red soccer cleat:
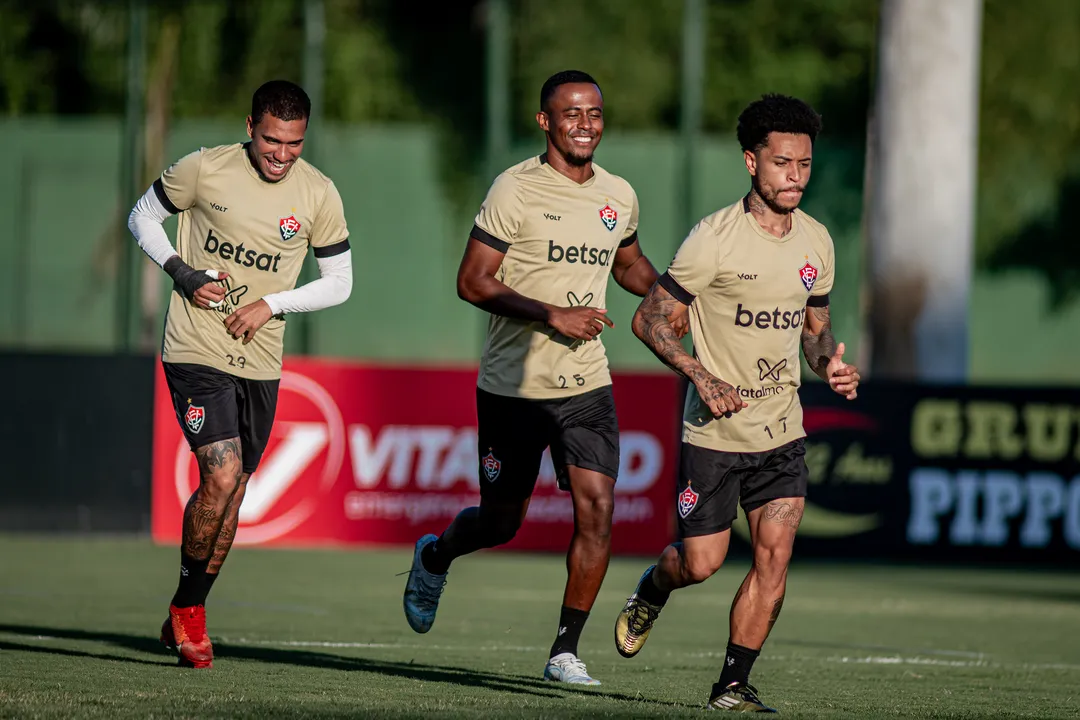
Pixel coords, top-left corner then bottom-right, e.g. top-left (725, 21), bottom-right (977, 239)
top-left (160, 604), bottom-right (214, 669)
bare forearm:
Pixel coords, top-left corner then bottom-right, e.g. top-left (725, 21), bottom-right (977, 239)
top-left (802, 305), bottom-right (838, 381)
top-left (614, 255), bottom-right (659, 297)
top-left (802, 330), bottom-right (837, 381)
top-left (459, 274), bottom-right (553, 324)
top-left (632, 310), bottom-right (710, 384)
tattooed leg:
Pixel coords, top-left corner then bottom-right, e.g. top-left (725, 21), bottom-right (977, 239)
top-left (207, 470), bottom-right (249, 578)
top-left (207, 473), bottom-right (248, 574)
top-left (729, 497), bottom-right (804, 649)
top-left (183, 439), bottom-right (243, 561)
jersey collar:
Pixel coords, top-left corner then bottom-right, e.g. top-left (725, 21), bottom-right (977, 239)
top-left (538, 154), bottom-right (598, 188)
top-left (741, 193), bottom-right (800, 243)
top-left (241, 142), bottom-right (298, 186)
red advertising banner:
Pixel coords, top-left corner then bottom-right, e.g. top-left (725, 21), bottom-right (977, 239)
top-left (151, 357), bottom-right (681, 555)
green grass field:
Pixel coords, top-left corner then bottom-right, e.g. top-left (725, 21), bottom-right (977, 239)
top-left (1, 535), bottom-right (1078, 719)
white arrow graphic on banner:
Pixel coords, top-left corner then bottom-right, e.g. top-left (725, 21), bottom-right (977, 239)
top-left (240, 423), bottom-right (329, 523)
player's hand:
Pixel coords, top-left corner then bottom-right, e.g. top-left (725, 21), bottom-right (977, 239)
top-left (827, 342), bottom-right (859, 400)
top-left (671, 313), bottom-right (690, 339)
top-left (694, 372), bottom-right (748, 418)
top-left (548, 306), bottom-right (614, 341)
top-left (192, 270), bottom-right (228, 310)
top-left (224, 299), bottom-right (273, 345)
top-left (163, 256), bottom-right (228, 308)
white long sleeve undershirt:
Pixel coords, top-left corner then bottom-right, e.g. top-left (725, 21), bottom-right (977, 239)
top-left (261, 250), bottom-right (352, 315)
top-left (127, 185), bottom-right (353, 315)
top-left (127, 184), bottom-right (179, 267)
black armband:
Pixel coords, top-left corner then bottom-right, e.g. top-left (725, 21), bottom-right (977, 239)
top-left (471, 224), bottom-right (510, 253)
top-left (658, 272), bottom-right (695, 305)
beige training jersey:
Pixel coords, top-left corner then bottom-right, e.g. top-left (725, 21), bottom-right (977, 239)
top-left (472, 155), bottom-right (639, 400)
top-left (662, 196), bottom-right (835, 452)
top-left (156, 143), bottom-right (349, 380)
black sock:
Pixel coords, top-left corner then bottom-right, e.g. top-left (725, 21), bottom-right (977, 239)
top-left (203, 571), bottom-right (219, 602)
top-left (421, 537), bottom-right (451, 575)
top-left (636, 566), bottom-right (671, 607)
top-left (716, 642), bottom-right (760, 689)
top-left (549, 606), bottom-right (590, 658)
top-left (170, 553), bottom-right (210, 608)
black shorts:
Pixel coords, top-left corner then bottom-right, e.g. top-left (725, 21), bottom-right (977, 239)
top-left (163, 362), bottom-right (279, 475)
top-left (476, 385), bottom-right (619, 502)
top-left (676, 439), bottom-right (808, 538)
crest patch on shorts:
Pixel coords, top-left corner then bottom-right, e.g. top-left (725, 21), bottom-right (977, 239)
top-left (184, 404), bottom-right (205, 434)
top-left (481, 450), bottom-right (501, 482)
top-left (678, 482), bottom-right (699, 518)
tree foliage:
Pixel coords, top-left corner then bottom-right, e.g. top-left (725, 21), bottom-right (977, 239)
top-left (1, 0), bottom-right (1077, 274)
top-left (977, 0), bottom-right (1080, 304)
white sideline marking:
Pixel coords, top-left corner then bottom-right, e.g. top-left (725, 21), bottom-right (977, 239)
top-left (828, 655), bottom-right (990, 668)
top-left (218, 638), bottom-right (1080, 671)
top-left (217, 637), bottom-right (543, 653)
top-left (823, 655), bottom-right (1080, 671)
top-left (806, 643), bottom-right (986, 658)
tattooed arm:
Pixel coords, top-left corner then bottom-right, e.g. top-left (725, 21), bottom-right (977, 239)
top-left (801, 301), bottom-right (860, 399)
top-left (615, 239), bottom-right (688, 337)
top-left (630, 282), bottom-right (697, 375)
top-left (632, 281), bottom-right (747, 417)
top-left (801, 304), bottom-right (838, 381)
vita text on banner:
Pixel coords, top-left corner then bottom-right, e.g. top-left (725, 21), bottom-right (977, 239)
top-left (151, 357), bottom-right (682, 554)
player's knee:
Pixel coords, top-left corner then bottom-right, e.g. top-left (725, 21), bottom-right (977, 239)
top-left (477, 500), bottom-right (526, 546)
top-left (199, 466), bottom-right (242, 503)
top-left (592, 492), bottom-right (615, 522)
top-left (486, 517), bottom-right (521, 546)
top-left (577, 493), bottom-right (614, 536)
top-left (683, 552), bottom-right (724, 585)
top-left (752, 544), bottom-right (793, 582)
top-left (195, 440), bottom-right (243, 497)
top-left (198, 459), bottom-right (243, 505)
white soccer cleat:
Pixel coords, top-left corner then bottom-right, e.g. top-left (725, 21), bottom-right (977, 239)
top-left (402, 534), bottom-right (447, 633)
top-left (543, 652), bottom-right (601, 686)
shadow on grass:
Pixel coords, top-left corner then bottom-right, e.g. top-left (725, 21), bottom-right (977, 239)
top-left (0, 623), bottom-right (698, 710)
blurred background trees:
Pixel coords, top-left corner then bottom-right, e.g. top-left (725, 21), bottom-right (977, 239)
top-left (3, 0), bottom-right (1076, 274)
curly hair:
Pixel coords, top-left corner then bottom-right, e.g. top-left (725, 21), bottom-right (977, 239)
top-left (540, 70), bottom-right (600, 111)
top-left (736, 94), bottom-right (822, 152)
top-left (251, 80), bottom-right (311, 125)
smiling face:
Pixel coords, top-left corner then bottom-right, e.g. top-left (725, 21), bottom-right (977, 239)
top-left (246, 112), bottom-right (307, 182)
top-left (744, 132), bottom-right (813, 213)
top-left (536, 82), bottom-right (604, 167)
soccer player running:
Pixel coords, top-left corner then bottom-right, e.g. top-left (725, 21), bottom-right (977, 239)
top-left (127, 80), bottom-right (353, 669)
top-left (613, 94), bottom-right (860, 711)
top-left (403, 70), bottom-right (678, 686)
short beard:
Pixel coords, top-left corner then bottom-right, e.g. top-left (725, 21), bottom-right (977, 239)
top-left (549, 131), bottom-right (593, 166)
top-left (564, 150), bottom-right (592, 167)
top-left (752, 181), bottom-right (797, 215)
